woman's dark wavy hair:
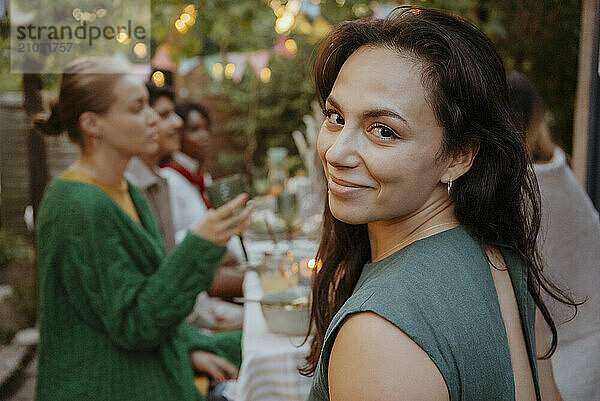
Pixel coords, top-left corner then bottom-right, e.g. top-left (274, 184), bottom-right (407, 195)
top-left (301, 6), bottom-right (578, 376)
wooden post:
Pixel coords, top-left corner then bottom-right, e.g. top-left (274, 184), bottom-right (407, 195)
top-left (572, 0), bottom-right (599, 186)
top-left (22, 74), bottom-right (48, 223)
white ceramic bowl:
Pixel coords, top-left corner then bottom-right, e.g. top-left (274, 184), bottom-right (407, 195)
top-left (260, 286), bottom-right (311, 336)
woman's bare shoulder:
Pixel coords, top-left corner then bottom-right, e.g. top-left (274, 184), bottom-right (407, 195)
top-left (328, 311), bottom-right (449, 401)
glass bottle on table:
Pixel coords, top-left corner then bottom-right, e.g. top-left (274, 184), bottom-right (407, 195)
top-left (267, 147), bottom-right (288, 194)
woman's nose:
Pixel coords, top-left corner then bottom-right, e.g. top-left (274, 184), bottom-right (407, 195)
top-left (147, 106), bottom-right (158, 126)
top-left (324, 127), bottom-right (361, 169)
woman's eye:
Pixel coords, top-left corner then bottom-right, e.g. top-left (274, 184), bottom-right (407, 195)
top-left (369, 124), bottom-right (399, 140)
top-left (325, 111), bottom-right (344, 125)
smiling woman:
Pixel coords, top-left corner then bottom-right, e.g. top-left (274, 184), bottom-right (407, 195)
top-left (303, 7), bottom-right (576, 401)
top-left (318, 47), bottom-right (453, 227)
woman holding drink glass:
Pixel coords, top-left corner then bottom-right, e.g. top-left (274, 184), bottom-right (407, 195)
top-left (34, 57), bottom-right (254, 401)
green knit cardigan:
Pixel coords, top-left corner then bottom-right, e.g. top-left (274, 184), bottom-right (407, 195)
top-left (35, 178), bottom-right (238, 401)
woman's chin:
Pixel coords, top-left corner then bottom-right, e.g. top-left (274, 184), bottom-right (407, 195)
top-left (131, 143), bottom-right (160, 159)
top-left (329, 202), bottom-right (368, 225)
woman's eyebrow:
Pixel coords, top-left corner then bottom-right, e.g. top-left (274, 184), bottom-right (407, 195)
top-left (362, 108), bottom-right (411, 128)
top-left (326, 96), bottom-right (411, 129)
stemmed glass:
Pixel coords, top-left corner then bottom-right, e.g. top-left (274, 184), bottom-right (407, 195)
top-left (276, 192), bottom-right (297, 242)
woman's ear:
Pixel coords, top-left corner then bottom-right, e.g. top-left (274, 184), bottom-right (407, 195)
top-left (78, 111), bottom-right (102, 141)
top-left (441, 142), bottom-right (480, 184)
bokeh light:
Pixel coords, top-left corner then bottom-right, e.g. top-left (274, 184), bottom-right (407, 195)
top-left (275, 13), bottom-right (295, 34)
top-left (212, 63), bottom-right (224, 78)
top-left (260, 67), bottom-right (272, 83)
top-left (284, 39), bottom-right (297, 54)
top-left (183, 4), bottom-right (196, 15)
top-left (133, 43), bottom-right (147, 58)
top-left (116, 31), bottom-right (130, 44)
top-left (152, 71), bottom-right (165, 87)
top-left (175, 19), bottom-right (188, 33)
top-left (224, 63), bottom-right (236, 79)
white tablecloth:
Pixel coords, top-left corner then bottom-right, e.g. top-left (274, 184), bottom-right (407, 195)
top-left (235, 271), bottom-right (313, 401)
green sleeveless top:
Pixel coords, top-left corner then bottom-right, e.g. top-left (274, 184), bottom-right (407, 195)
top-left (308, 226), bottom-right (541, 401)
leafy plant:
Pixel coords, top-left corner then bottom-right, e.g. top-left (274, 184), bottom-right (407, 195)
top-left (167, 0), bottom-right (510, 174)
top-left (0, 229), bottom-right (32, 267)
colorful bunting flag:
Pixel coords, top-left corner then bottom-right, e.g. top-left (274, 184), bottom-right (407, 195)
top-left (226, 52), bottom-right (248, 83)
top-left (373, 2), bottom-right (398, 19)
top-left (300, 0), bottom-right (321, 19)
top-left (248, 51), bottom-right (270, 78)
top-left (203, 53), bottom-right (224, 80)
top-left (179, 56), bottom-right (202, 75)
top-left (272, 35), bottom-right (294, 59)
top-left (152, 45), bottom-right (176, 71)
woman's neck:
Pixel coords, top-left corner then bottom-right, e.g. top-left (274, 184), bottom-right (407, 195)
top-left (74, 147), bottom-right (130, 185)
top-left (368, 197), bottom-right (459, 262)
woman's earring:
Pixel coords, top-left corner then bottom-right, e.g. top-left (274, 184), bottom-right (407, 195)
top-left (447, 177), bottom-right (453, 195)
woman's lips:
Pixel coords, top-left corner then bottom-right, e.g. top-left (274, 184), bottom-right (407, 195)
top-left (328, 176), bottom-right (372, 197)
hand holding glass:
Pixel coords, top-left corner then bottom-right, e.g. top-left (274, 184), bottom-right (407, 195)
top-left (192, 194), bottom-right (255, 246)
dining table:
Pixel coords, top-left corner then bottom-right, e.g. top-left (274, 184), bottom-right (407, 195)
top-left (234, 238), bottom-right (317, 401)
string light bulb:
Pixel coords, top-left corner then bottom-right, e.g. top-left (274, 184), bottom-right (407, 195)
top-left (287, 0), bottom-right (301, 14)
top-left (133, 42), bottom-right (147, 58)
top-left (212, 62), bottom-right (223, 78)
top-left (116, 31), bottom-right (130, 44)
top-left (152, 71), bottom-right (165, 87)
top-left (180, 10), bottom-right (196, 26)
top-left (183, 4), bottom-right (195, 15)
top-left (284, 39), bottom-right (297, 54)
top-left (260, 67), bottom-right (272, 83)
top-left (275, 12), bottom-right (295, 34)
top-left (224, 63), bottom-right (236, 79)
top-left (175, 19), bottom-right (188, 33)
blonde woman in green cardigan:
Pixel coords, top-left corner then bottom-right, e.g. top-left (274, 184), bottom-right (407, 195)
top-left (33, 57), bottom-right (255, 401)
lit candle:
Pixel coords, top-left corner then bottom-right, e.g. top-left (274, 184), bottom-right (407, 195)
top-left (299, 258), bottom-right (318, 286)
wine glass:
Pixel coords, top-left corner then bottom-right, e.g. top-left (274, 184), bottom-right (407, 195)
top-left (276, 192), bottom-right (297, 242)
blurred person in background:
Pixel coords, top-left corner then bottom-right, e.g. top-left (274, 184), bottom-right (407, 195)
top-left (34, 57), bottom-right (254, 401)
top-left (134, 85), bottom-right (243, 331)
top-left (161, 101), bottom-right (245, 264)
top-left (124, 84), bottom-right (182, 253)
top-left (508, 70), bottom-right (600, 401)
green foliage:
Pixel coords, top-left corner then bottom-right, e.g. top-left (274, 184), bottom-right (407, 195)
top-left (0, 17), bottom-right (21, 91)
top-left (0, 229), bottom-right (32, 267)
top-left (171, 0), bottom-right (518, 173)
top-left (0, 0), bottom-right (582, 163)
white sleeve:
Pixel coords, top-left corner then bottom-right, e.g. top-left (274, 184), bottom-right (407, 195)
top-left (226, 235), bottom-right (244, 261)
top-left (159, 168), bottom-right (208, 244)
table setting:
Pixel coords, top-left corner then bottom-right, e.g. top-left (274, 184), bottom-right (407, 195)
top-left (202, 110), bottom-right (324, 400)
